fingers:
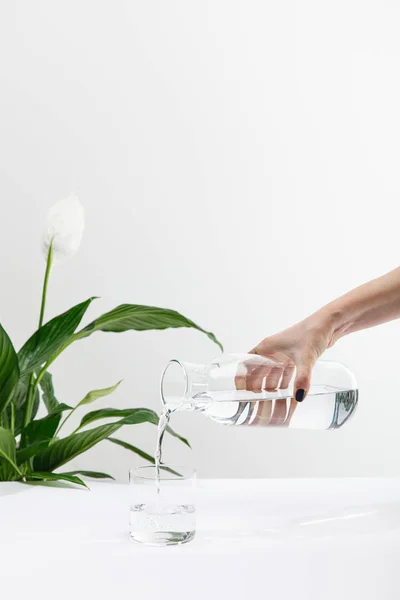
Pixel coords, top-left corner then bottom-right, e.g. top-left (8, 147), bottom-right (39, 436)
top-left (264, 367), bottom-right (283, 391)
top-left (293, 358), bottom-right (313, 401)
top-left (235, 358), bottom-right (272, 392)
top-left (250, 399), bottom-right (273, 426)
top-left (284, 397), bottom-right (298, 426)
top-left (234, 361), bottom-right (247, 390)
top-left (280, 365), bottom-right (295, 390)
top-left (234, 373), bottom-right (246, 391)
top-left (269, 399), bottom-right (288, 425)
top-left (251, 397), bottom-right (293, 427)
top-left (246, 365), bottom-right (271, 392)
top-left (237, 352), bottom-right (291, 394)
top-left (245, 351), bottom-right (286, 392)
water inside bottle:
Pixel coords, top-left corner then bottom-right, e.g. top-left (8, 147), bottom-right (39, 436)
top-left (195, 385), bottom-right (358, 429)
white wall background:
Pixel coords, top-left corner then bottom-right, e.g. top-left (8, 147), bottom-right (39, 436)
top-left (0, 0), bottom-right (400, 479)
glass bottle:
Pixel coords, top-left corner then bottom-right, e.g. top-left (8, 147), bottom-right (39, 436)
top-left (161, 354), bottom-right (358, 430)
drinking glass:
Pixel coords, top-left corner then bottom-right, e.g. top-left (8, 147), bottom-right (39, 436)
top-left (129, 465), bottom-right (196, 546)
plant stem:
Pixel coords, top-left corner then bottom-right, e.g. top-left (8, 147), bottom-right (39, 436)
top-left (23, 240), bottom-right (54, 428)
top-left (24, 375), bottom-right (36, 428)
top-left (53, 406), bottom-right (76, 441)
top-left (10, 402), bottom-right (15, 436)
top-left (3, 456), bottom-right (23, 478)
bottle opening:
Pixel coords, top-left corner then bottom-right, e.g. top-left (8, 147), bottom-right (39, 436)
top-left (161, 359), bottom-right (188, 411)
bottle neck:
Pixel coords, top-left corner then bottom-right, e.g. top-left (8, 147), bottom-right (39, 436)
top-left (161, 360), bottom-right (210, 412)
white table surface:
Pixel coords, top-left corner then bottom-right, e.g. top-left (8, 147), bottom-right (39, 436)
top-left (1, 478), bottom-right (400, 599)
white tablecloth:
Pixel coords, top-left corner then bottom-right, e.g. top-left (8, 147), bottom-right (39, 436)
top-left (1, 478), bottom-right (400, 599)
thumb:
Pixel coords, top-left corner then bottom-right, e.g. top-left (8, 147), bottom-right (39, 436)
top-left (293, 357), bottom-right (314, 402)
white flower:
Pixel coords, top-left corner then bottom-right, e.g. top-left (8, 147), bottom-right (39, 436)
top-left (43, 193), bottom-right (85, 263)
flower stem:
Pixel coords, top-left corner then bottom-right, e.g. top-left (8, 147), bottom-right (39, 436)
top-left (39, 239), bottom-right (54, 329)
top-left (23, 240), bottom-right (54, 428)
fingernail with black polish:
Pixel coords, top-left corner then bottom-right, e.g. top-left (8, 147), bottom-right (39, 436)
top-left (296, 389), bottom-right (305, 402)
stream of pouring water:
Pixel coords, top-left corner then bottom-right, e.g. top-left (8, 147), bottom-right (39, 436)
top-left (154, 408), bottom-right (171, 493)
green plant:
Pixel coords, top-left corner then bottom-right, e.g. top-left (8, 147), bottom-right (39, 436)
top-left (0, 194), bottom-right (222, 487)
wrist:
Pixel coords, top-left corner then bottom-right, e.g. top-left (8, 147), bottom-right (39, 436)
top-left (304, 305), bottom-right (351, 348)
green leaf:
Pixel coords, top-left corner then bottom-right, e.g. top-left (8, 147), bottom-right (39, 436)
top-left (33, 422), bottom-right (125, 471)
top-left (0, 427), bottom-right (22, 476)
top-left (26, 471), bottom-right (88, 488)
top-left (108, 437), bottom-right (155, 463)
top-left (77, 381), bottom-right (122, 408)
top-left (39, 371), bottom-right (59, 413)
top-left (78, 407), bottom-right (158, 430)
top-left (33, 409), bottom-right (163, 472)
top-left (1, 408), bottom-right (10, 429)
top-left (22, 413), bottom-right (62, 447)
top-left (17, 404), bottom-right (72, 460)
top-left (50, 403), bottom-right (73, 415)
top-left (10, 376), bottom-right (40, 436)
top-left (17, 404), bottom-right (71, 457)
top-left (18, 297), bottom-right (97, 377)
top-left (166, 425), bottom-right (190, 448)
top-left (75, 304), bottom-right (223, 351)
top-left (108, 438), bottom-right (180, 476)
top-left (0, 323), bottom-right (20, 414)
top-left (78, 406), bottom-right (190, 447)
top-left (62, 470), bottom-right (115, 480)
top-left (16, 441), bottom-right (50, 465)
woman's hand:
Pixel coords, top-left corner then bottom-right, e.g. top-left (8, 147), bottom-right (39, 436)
top-left (248, 315), bottom-right (335, 401)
